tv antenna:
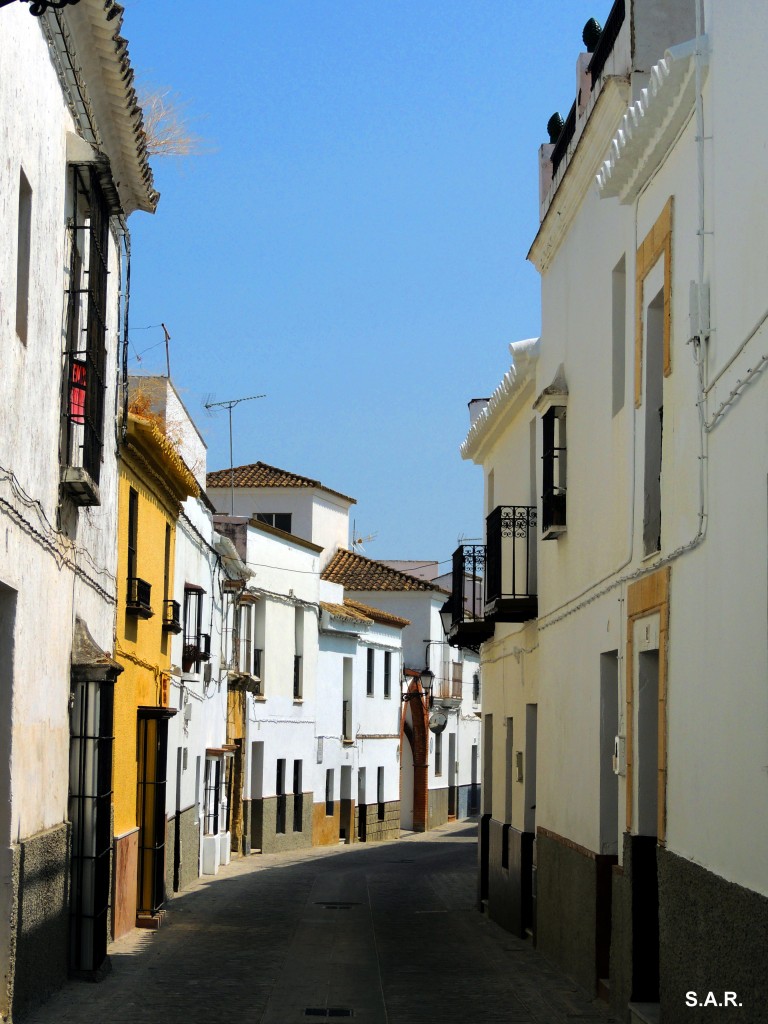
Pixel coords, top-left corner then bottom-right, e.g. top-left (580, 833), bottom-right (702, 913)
top-left (204, 393), bottom-right (266, 514)
top-left (351, 519), bottom-right (378, 554)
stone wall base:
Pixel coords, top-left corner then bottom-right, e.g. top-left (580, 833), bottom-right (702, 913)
top-left (252, 794), bottom-right (312, 854)
top-left (535, 828), bottom-right (616, 996)
top-left (427, 787), bottom-right (449, 831)
top-left (10, 822), bottom-right (71, 1021)
top-left (360, 800), bottom-right (400, 843)
top-left (656, 846), bottom-right (768, 1024)
top-left (486, 819), bottom-right (533, 937)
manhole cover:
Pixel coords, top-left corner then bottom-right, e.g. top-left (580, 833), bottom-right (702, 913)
top-left (304, 1010), bottom-right (354, 1018)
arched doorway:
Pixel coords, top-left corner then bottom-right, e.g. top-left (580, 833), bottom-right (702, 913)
top-left (400, 678), bottom-right (430, 832)
top-left (400, 730), bottom-right (414, 829)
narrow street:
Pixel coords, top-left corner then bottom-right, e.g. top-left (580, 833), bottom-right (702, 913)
top-left (24, 822), bottom-right (617, 1024)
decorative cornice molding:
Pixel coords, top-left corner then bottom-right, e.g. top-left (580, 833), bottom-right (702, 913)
top-left (460, 338), bottom-right (539, 464)
top-left (528, 76), bottom-right (630, 274)
top-left (597, 37), bottom-right (709, 204)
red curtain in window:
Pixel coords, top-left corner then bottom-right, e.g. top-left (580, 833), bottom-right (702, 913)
top-left (70, 360), bottom-right (87, 424)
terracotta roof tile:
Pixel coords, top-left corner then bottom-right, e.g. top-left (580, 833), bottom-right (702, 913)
top-left (206, 461), bottom-right (355, 504)
top-left (321, 550), bottom-right (445, 593)
top-left (344, 599), bottom-right (410, 629)
top-left (320, 601), bottom-right (373, 625)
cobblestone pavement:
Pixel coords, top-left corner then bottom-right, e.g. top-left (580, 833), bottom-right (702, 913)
top-left (23, 821), bottom-right (619, 1024)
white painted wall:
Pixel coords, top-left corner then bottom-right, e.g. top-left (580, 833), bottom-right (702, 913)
top-left (0, 9), bottom-right (122, 845)
top-left (467, 0), bottom-right (768, 903)
top-left (209, 483), bottom-right (352, 564)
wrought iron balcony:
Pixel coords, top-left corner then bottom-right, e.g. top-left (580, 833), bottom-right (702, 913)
top-left (485, 505), bottom-right (538, 622)
top-left (446, 544), bottom-right (494, 649)
top-left (126, 577), bottom-right (153, 618)
top-left (183, 632), bottom-right (211, 672)
top-left (433, 669), bottom-right (463, 705)
top-left (162, 599), bottom-right (182, 634)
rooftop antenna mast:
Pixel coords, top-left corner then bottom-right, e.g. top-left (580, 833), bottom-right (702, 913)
top-left (204, 393), bottom-right (266, 514)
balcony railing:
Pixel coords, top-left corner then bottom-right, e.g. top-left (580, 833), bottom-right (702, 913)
top-left (485, 505), bottom-right (538, 622)
top-left (183, 632), bottom-right (211, 672)
top-left (446, 545), bottom-right (494, 649)
top-left (126, 577), bottom-right (153, 618)
top-left (433, 673), bottom-right (463, 703)
top-left (586, 0), bottom-right (625, 89)
top-left (162, 599), bottom-right (182, 634)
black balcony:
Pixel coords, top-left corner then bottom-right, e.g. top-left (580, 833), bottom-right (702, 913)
top-left (162, 599), bottom-right (182, 634)
top-left (586, 0), bottom-right (625, 90)
top-left (485, 505), bottom-right (538, 622)
top-left (183, 632), bottom-right (211, 672)
top-left (446, 544), bottom-right (494, 649)
top-left (126, 577), bottom-right (153, 618)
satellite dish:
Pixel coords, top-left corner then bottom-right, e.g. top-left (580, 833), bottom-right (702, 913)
top-left (429, 711), bottom-right (448, 734)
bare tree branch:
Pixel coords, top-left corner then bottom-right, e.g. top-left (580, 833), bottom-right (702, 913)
top-left (138, 88), bottom-right (207, 158)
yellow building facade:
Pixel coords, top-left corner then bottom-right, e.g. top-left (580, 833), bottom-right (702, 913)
top-left (113, 413), bottom-right (198, 936)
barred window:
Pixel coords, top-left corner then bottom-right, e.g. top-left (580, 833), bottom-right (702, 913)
top-left (63, 165), bottom-right (110, 490)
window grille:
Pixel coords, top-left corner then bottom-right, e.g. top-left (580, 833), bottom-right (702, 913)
top-left (542, 406), bottom-right (567, 536)
top-left (63, 165), bottom-right (109, 494)
top-left (366, 648), bottom-right (374, 696)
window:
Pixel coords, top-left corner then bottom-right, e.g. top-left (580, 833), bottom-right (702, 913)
top-left (542, 405), bottom-right (567, 537)
top-left (126, 488), bottom-right (152, 617)
top-left (294, 606), bottom-right (304, 699)
top-left (293, 760), bottom-right (303, 833)
top-left (15, 168), bottom-right (32, 344)
top-left (62, 165), bottom-right (111, 502)
top-left (643, 288), bottom-right (664, 556)
top-left (127, 488), bottom-right (138, 586)
top-left (435, 731), bottom-right (443, 776)
top-left (183, 586), bottom-right (208, 673)
top-left (254, 599), bottom-right (266, 689)
top-left (377, 767), bottom-right (385, 821)
top-left (276, 759), bottom-right (286, 834)
top-left (366, 648), bottom-right (374, 696)
top-left (236, 601), bottom-right (254, 674)
top-left (383, 651), bottom-right (391, 699)
top-left (342, 657), bottom-right (353, 740)
top-left (612, 255), bottom-right (626, 416)
top-left (472, 672), bottom-right (481, 705)
top-left (203, 757), bottom-right (220, 836)
top-left (325, 769), bottom-right (334, 816)
top-left (255, 512), bottom-right (292, 533)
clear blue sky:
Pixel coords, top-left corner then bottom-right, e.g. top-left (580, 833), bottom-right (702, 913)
top-left (123, 0), bottom-right (609, 566)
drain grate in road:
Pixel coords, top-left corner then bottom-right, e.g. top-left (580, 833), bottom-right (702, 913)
top-left (304, 1009), bottom-right (354, 1018)
top-left (316, 901), bottom-right (359, 910)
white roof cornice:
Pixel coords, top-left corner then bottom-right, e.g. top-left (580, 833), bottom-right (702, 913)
top-left (597, 36), bottom-right (709, 204)
top-left (43, 1), bottom-right (158, 214)
top-left (460, 338), bottom-right (539, 464)
top-left (528, 76), bottom-right (630, 275)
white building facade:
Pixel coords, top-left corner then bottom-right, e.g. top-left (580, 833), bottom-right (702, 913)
top-left (456, 2), bottom-right (768, 1021)
top-left (0, 2), bottom-right (156, 1015)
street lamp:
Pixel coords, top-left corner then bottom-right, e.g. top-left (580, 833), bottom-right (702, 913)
top-left (401, 667), bottom-right (433, 709)
top-left (439, 597), bottom-right (454, 639)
